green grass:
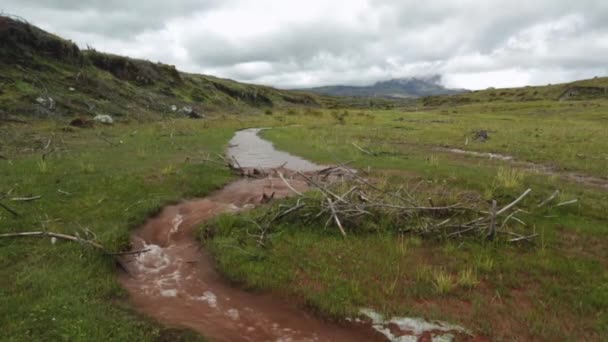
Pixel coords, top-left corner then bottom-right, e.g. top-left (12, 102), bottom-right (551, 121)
top-left (0, 118), bottom-right (246, 341)
top-left (201, 101), bottom-right (608, 340)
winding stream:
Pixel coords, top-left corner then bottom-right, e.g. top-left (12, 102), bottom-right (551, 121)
top-left (118, 129), bottom-right (383, 341)
top-left (227, 128), bottom-right (326, 171)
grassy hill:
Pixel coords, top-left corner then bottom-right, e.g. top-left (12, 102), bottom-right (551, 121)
top-left (0, 15), bottom-right (323, 122)
top-left (422, 77), bottom-right (608, 106)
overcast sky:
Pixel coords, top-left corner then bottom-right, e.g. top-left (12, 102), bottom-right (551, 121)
top-left (3, 0), bottom-right (607, 89)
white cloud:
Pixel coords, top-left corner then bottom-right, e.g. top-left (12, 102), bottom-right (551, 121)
top-left (2, 0), bottom-right (607, 89)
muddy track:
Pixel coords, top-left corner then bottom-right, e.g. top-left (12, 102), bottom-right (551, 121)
top-left (440, 147), bottom-right (608, 190)
top-left (118, 128), bottom-right (473, 341)
top-left (119, 129), bottom-right (385, 341)
top-left (119, 176), bottom-right (385, 341)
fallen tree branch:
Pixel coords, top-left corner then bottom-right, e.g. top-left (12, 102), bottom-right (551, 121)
top-left (508, 234), bottom-right (539, 243)
top-left (0, 231), bottom-right (149, 256)
top-left (553, 199), bottom-right (578, 208)
top-left (278, 172), bottom-right (304, 196)
top-left (496, 189), bottom-right (532, 216)
top-left (537, 190), bottom-right (559, 208)
top-left (487, 200), bottom-right (497, 240)
top-left (326, 198), bottom-right (347, 237)
top-left (10, 195), bottom-right (42, 202)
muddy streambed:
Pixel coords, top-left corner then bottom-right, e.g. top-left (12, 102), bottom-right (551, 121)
top-left (119, 128), bottom-right (467, 341)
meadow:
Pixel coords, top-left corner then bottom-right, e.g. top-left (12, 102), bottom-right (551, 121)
top-left (204, 100), bottom-right (608, 340)
top-left (1, 97), bottom-right (607, 341)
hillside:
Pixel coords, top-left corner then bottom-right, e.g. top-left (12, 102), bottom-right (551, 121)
top-left (0, 15), bottom-right (322, 122)
top-left (422, 77), bottom-right (608, 106)
top-left (299, 75), bottom-right (468, 99)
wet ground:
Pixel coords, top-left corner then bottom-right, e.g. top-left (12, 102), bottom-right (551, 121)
top-left (119, 176), bottom-right (385, 342)
top-left (119, 128), bottom-right (470, 341)
top-left (119, 129), bottom-right (384, 341)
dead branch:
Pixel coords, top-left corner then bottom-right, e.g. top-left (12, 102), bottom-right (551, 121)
top-left (278, 172), bottom-right (304, 196)
top-left (508, 234), bottom-right (539, 243)
top-left (318, 161), bottom-right (354, 174)
top-left (537, 190), bottom-right (559, 208)
top-left (496, 189), bottom-right (532, 216)
top-left (230, 155), bottom-right (243, 170)
top-left (552, 199), bottom-right (578, 208)
top-left (10, 196), bottom-right (42, 202)
top-left (297, 171), bottom-right (348, 204)
top-left (487, 200), bottom-right (497, 240)
top-left (0, 231), bottom-right (149, 256)
top-left (326, 198), bottom-right (347, 237)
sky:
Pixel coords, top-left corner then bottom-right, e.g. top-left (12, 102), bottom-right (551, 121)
top-left (3, 0), bottom-right (608, 90)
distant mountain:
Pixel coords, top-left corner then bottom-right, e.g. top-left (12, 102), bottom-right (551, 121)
top-left (299, 75), bottom-right (468, 99)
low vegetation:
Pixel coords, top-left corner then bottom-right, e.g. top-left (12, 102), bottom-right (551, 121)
top-left (202, 102), bottom-right (608, 340)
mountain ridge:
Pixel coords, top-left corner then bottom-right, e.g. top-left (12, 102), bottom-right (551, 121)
top-left (298, 76), bottom-right (469, 99)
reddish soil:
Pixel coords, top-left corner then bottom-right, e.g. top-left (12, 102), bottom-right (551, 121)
top-left (118, 172), bottom-right (385, 342)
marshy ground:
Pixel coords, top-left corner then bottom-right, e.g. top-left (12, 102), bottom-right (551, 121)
top-left (1, 97), bottom-right (607, 341)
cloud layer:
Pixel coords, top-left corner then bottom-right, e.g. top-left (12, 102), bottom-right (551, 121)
top-left (3, 0), bottom-right (607, 89)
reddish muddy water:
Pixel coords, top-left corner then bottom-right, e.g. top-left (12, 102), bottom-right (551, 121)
top-left (119, 129), bottom-right (472, 341)
top-left (119, 129), bottom-right (384, 341)
top-left (119, 176), bottom-right (385, 341)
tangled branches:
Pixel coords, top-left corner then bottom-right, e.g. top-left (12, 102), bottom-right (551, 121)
top-left (245, 167), bottom-right (576, 245)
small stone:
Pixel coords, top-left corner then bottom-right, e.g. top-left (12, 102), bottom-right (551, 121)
top-left (93, 115), bottom-right (114, 124)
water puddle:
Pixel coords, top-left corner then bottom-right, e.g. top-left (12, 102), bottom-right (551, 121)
top-left (119, 128), bottom-right (471, 341)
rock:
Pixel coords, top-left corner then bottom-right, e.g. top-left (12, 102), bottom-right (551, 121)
top-left (93, 115), bottom-right (114, 124)
top-left (473, 130), bottom-right (489, 142)
top-left (178, 106), bottom-right (204, 119)
top-left (179, 106), bottom-right (193, 114)
top-left (36, 96), bottom-right (55, 110)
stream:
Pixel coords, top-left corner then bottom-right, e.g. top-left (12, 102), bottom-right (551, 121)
top-left (118, 128), bottom-right (384, 341)
top-left (119, 128), bottom-right (470, 341)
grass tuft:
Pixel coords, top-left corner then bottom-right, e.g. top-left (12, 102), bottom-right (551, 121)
top-left (496, 166), bottom-right (525, 188)
top-left (457, 268), bottom-right (480, 289)
top-left (432, 269), bottom-right (454, 295)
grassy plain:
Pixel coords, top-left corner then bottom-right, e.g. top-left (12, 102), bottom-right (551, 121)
top-left (0, 118), bottom-right (256, 341)
top-left (1, 97), bottom-right (607, 341)
top-left (205, 101), bottom-right (608, 340)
